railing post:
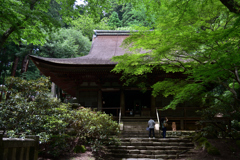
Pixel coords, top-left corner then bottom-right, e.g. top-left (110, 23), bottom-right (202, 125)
top-left (156, 108), bottom-right (161, 137)
top-left (34, 136), bottom-right (39, 160)
top-left (0, 133), bottom-right (3, 160)
top-left (119, 108), bottom-right (121, 124)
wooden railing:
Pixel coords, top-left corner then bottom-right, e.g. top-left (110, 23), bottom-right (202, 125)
top-left (119, 108), bottom-right (121, 124)
top-left (0, 134), bottom-right (39, 160)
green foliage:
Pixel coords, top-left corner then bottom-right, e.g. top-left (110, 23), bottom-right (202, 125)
top-left (197, 137), bottom-right (208, 144)
top-left (39, 28), bottom-right (91, 58)
top-left (236, 140), bottom-right (240, 148)
top-left (0, 42), bottom-right (20, 83)
top-left (75, 0), bottom-right (113, 21)
top-left (0, 0), bottom-right (69, 47)
top-left (108, 11), bottom-right (122, 29)
top-left (207, 146), bottom-right (220, 155)
top-left (20, 67), bottom-right (42, 81)
top-left (72, 15), bottom-right (110, 40)
top-left (0, 77), bottom-right (120, 157)
top-left (69, 108), bottom-right (120, 140)
top-left (7, 130), bottom-right (18, 138)
top-left (0, 0), bottom-right (114, 48)
top-left (121, 3), bottom-right (155, 27)
top-left (44, 134), bottom-right (74, 157)
top-left (0, 77), bottom-right (70, 136)
top-left (193, 132), bottom-right (203, 142)
top-left (196, 136), bottom-right (220, 155)
top-left (74, 145), bottom-right (86, 153)
top-left (112, 0), bottom-right (240, 131)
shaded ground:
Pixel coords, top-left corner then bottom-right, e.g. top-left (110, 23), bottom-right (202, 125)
top-left (38, 146), bottom-right (109, 160)
top-left (38, 151), bottom-right (95, 160)
top-left (39, 138), bottom-right (240, 160)
top-left (179, 138), bottom-right (240, 160)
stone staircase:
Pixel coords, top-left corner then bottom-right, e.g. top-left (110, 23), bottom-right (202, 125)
top-left (107, 137), bottom-right (195, 159)
top-left (106, 117), bottom-right (196, 159)
top-left (120, 118), bottom-right (195, 138)
top-left (121, 121), bottom-right (160, 138)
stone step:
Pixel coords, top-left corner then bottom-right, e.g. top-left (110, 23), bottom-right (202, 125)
top-left (120, 131), bottom-right (195, 138)
top-left (119, 138), bottom-right (192, 142)
top-left (118, 142), bottom-right (194, 146)
top-left (107, 153), bottom-right (193, 159)
top-left (122, 130), bottom-right (195, 134)
top-left (110, 149), bottom-right (191, 154)
top-left (113, 120), bottom-right (196, 159)
top-left (108, 145), bottom-right (194, 150)
top-left (120, 135), bottom-right (161, 138)
top-left (105, 137), bottom-right (195, 159)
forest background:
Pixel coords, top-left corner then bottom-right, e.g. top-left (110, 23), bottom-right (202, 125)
top-left (0, 0), bottom-right (157, 158)
top-left (1, 0), bottom-right (240, 158)
top-left (0, 0), bottom-right (154, 82)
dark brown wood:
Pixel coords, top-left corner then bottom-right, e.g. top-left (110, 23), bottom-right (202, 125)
top-left (28, 31), bottom-right (197, 120)
top-left (21, 54), bottom-right (29, 73)
top-left (0, 48), bottom-right (6, 76)
top-left (11, 56), bottom-right (19, 77)
top-left (0, 134), bottom-right (39, 160)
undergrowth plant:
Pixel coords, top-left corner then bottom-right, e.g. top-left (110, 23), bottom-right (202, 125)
top-left (0, 77), bottom-right (120, 157)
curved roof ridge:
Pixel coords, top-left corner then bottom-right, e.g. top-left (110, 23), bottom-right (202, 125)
top-left (29, 33), bottom-right (130, 65)
top-left (94, 30), bottom-right (137, 36)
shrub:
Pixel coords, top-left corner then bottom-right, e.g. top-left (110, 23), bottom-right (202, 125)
top-left (195, 135), bottom-right (220, 155)
top-left (203, 141), bottom-right (211, 150)
top-left (207, 146), bottom-right (220, 155)
top-left (231, 131), bottom-right (240, 139)
top-left (0, 77), bottom-right (120, 158)
top-left (197, 137), bottom-right (208, 144)
top-left (74, 145), bottom-right (86, 153)
top-left (236, 140), bottom-right (240, 148)
top-left (193, 133), bottom-right (203, 141)
top-left (42, 134), bottom-right (75, 157)
top-left (0, 77), bottom-right (71, 136)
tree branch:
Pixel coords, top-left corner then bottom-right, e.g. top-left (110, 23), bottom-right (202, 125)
top-left (233, 66), bottom-right (240, 85)
top-left (162, 55), bottom-right (188, 71)
top-left (220, 0), bottom-right (240, 14)
top-left (216, 77), bottom-right (240, 102)
top-left (0, 0), bottom-right (38, 48)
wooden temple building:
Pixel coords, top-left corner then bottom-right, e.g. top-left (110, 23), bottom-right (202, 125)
top-left (29, 30), bottom-right (200, 130)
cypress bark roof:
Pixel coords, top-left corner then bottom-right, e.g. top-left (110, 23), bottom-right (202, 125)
top-left (28, 30), bottom-right (153, 97)
top-left (29, 30), bottom-right (134, 65)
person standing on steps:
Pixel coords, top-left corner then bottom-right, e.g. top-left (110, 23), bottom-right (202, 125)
top-left (161, 117), bottom-right (168, 138)
top-left (148, 118), bottom-right (155, 139)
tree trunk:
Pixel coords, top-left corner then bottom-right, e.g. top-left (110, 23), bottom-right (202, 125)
top-left (11, 56), bottom-right (19, 77)
top-left (21, 54), bottom-right (29, 73)
top-left (0, 91), bottom-right (2, 102)
top-left (0, 48), bottom-right (7, 77)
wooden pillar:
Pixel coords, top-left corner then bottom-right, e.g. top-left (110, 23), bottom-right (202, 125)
top-left (51, 82), bottom-right (56, 98)
top-left (120, 89), bottom-right (125, 116)
top-left (180, 119), bottom-right (184, 130)
top-left (0, 134), bottom-right (3, 159)
top-left (98, 89), bottom-right (102, 111)
top-left (183, 107), bottom-right (187, 130)
top-left (151, 95), bottom-right (156, 117)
